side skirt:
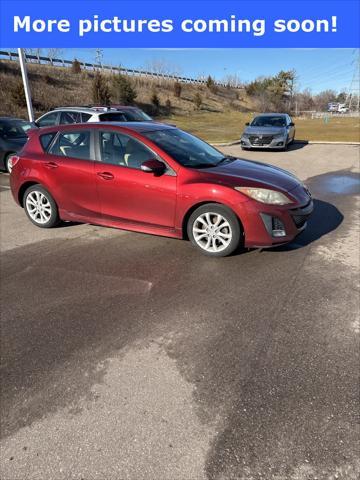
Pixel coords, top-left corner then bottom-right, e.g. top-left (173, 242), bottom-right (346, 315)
top-left (59, 209), bottom-right (183, 239)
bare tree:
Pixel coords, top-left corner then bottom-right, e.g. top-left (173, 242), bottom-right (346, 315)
top-left (24, 48), bottom-right (42, 63)
top-left (294, 88), bottom-right (315, 113)
top-left (222, 73), bottom-right (242, 88)
top-left (313, 90), bottom-right (338, 111)
top-left (47, 49), bottom-right (63, 65)
top-left (144, 59), bottom-right (182, 84)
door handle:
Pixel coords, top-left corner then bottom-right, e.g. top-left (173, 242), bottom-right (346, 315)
top-left (97, 171), bottom-right (114, 180)
top-left (44, 162), bottom-right (58, 169)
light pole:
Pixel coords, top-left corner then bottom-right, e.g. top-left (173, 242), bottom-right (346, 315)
top-left (18, 48), bottom-right (34, 122)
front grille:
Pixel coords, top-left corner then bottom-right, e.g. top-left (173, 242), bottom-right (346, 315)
top-left (249, 135), bottom-right (273, 145)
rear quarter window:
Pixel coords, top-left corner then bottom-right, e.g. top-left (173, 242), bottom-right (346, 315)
top-left (40, 133), bottom-right (56, 151)
top-left (81, 113), bottom-right (92, 122)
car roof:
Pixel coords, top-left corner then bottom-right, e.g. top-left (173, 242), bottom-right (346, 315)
top-left (90, 105), bottom-right (142, 111)
top-left (0, 116), bottom-right (31, 122)
top-left (35, 121), bottom-right (174, 135)
top-left (99, 122), bottom-right (173, 132)
top-left (254, 113), bottom-right (288, 117)
top-left (52, 107), bottom-right (101, 113)
top-left (51, 106), bottom-right (144, 113)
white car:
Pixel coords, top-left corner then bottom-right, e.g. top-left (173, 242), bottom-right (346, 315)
top-left (36, 106), bottom-right (153, 127)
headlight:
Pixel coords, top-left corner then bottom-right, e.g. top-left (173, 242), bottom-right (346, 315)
top-left (235, 187), bottom-right (293, 205)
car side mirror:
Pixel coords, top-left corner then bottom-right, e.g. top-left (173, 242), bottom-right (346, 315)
top-left (245, 122), bottom-right (250, 126)
top-left (289, 122), bottom-right (295, 127)
top-left (141, 159), bottom-right (166, 175)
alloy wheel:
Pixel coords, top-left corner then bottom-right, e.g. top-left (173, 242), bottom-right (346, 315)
top-left (192, 212), bottom-right (233, 253)
top-left (25, 191), bottom-right (52, 225)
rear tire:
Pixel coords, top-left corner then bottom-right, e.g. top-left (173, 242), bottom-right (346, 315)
top-left (23, 185), bottom-right (60, 228)
top-left (187, 203), bottom-right (242, 257)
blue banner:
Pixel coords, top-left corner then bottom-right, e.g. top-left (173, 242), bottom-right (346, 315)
top-left (0, 0), bottom-right (359, 48)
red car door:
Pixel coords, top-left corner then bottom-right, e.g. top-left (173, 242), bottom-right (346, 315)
top-left (45, 129), bottom-right (100, 221)
top-left (95, 130), bottom-right (177, 228)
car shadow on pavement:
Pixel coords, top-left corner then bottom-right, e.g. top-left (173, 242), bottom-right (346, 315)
top-left (266, 198), bottom-right (343, 251)
top-left (287, 141), bottom-right (308, 151)
top-left (56, 221), bottom-right (82, 228)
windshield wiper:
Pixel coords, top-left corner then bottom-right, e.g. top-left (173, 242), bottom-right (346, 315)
top-left (216, 156), bottom-right (236, 166)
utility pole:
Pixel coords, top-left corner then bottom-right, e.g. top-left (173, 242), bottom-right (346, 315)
top-left (95, 48), bottom-right (104, 70)
top-left (345, 52), bottom-right (360, 112)
top-left (18, 48), bottom-right (34, 122)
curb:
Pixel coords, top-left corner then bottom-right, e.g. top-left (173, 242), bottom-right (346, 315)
top-left (211, 140), bottom-right (360, 147)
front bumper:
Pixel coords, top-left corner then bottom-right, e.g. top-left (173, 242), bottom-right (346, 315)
top-left (238, 198), bottom-right (314, 248)
top-left (241, 135), bottom-right (287, 149)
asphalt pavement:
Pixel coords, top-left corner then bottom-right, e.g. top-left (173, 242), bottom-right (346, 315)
top-left (0, 144), bottom-right (359, 480)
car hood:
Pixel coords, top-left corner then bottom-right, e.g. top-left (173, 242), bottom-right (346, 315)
top-left (203, 158), bottom-right (302, 192)
top-left (243, 126), bottom-right (286, 136)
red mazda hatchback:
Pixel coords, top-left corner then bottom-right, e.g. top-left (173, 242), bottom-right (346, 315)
top-left (10, 122), bottom-right (313, 256)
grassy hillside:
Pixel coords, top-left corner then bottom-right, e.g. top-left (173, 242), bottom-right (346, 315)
top-left (0, 60), bottom-right (249, 119)
top-left (163, 111), bottom-right (360, 143)
top-left (1, 60), bottom-right (358, 142)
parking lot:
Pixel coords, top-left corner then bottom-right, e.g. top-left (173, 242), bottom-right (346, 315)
top-left (0, 144), bottom-right (359, 480)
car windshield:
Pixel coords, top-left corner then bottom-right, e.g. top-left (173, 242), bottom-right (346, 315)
top-left (0, 119), bottom-right (32, 139)
top-left (251, 116), bottom-right (287, 127)
top-left (142, 128), bottom-right (226, 168)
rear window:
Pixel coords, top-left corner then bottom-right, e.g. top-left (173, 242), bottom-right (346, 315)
top-left (99, 113), bottom-right (127, 122)
top-left (40, 133), bottom-right (56, 151)
top-left (122, 110), bottom-right (152, 121)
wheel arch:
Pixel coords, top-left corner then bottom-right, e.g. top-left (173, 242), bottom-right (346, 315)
top-left (18, 181), bottom-right (42, 207)
top-left (181, 201), bottom-right (244, 240)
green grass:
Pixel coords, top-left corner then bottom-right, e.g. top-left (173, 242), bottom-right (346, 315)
top-left (161, 111), bottom-right (360, 143)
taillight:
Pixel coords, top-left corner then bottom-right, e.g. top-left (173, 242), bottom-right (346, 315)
top-left (8, 155), bottom-right (20, 172)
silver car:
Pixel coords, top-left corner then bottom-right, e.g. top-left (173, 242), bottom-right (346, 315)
top-left (36, 106), bottom-right (153, 127)
top-left (240, 113), bottom-right (296, 151)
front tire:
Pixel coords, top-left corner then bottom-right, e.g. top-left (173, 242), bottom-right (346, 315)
top-left (187, 203), bottom-right (242, 257)
top-left (24, 185), bottom-right (60, 228)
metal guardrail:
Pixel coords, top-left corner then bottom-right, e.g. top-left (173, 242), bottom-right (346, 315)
top-left (0, 50), bottom-right (242, 88)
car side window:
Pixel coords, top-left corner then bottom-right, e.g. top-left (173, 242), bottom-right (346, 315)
top-left (49, 131), bottom-right (92, 160)
top-left (99, 131), bottom-right (156, 169)
top-left (81, 113), bottom-right (92, 122)
top-left (37, 112), bottom-right (59, 127)
top-left (40, 133), bottom-right (56, 151)
top-left (60, 111), bottom-right (81, 124)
